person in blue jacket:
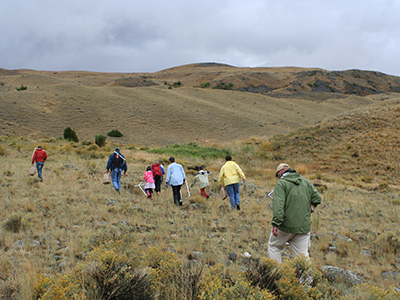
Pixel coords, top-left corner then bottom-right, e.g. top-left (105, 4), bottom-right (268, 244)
top-left (165, 156), bottom-right (186, 206)
top-left (106, 147), bottom-right (127, 193)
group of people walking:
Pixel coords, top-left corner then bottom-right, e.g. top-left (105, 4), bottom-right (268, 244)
top-left (104, 150), bottom-right (322, 264)
top-left (32, 145), bottom-right (322, 264)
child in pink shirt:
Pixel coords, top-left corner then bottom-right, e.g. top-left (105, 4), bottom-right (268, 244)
top-left (143, 166), bottom-right (155, 199)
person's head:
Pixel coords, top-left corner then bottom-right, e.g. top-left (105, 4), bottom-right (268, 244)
top-left (199, 166), bottom-right (204, 170)
top-left (225, 155), bottom-right (232, 161)
top-left (276, 163), bottom-right (290, 178)
top-left (146, 166), bottom-right (151, 171)
top-left (169, 157), bottom-right (175, 163)
top-left (37, 146), bottom-right (42, 149)
top-left (115, 147), bottom-right (120, 152)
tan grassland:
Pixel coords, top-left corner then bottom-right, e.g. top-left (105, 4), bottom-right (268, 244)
top-left (0, 64), bottom-right (399, 299)
top-left (2, 63), bottom-right (399, 146)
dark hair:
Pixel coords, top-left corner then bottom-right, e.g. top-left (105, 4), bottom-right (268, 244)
top-left (37, 146), bottom-right (42, 149)
top-left (225, 155), bottom-right (232, 161)
top-left (169, 156), bottom-right (175, 163)
top-left (199, 165), bottom-right (204, 170)
top-left (146, 166), bottom-right (151, 171)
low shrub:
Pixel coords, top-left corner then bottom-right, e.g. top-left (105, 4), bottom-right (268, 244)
top-left (2, 212), bottom-right (27, 233)
top-left (0, 144), bottom-right (6, 156)
top-left (63, 127), bottom-right (79, 142)
top-left (200, 82), bottom-right (211, 88)
top-left (172, 81), bottom-right (181, 87)
top-left (212, 82), bottom-right (233, 90)
top-left (16, 85), bottom-right (27, 91)
top-left (107, 130), bottom-right (123, 138)
top-left (95, 134), bottom-right (107, 147)
top-left (83, 248), bottom-right (152, 300)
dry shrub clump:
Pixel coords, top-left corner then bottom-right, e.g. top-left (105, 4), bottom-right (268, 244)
top-left (2, 212), bottom-right (28, 233)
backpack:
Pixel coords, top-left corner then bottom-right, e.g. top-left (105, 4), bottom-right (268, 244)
top-left (113, 153), bottom-right (124, 167)
top-left (152, 164), bottom-right (162, 176)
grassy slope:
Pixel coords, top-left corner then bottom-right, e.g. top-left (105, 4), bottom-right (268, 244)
top-left (1, 64), bottom-right (400, 298)
top-left (0, 103), bottom-right (399, 297)
top-left (0, 65), bottom-right (395, 146)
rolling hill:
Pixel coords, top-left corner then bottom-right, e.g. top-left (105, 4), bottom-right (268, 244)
top-left (1, 63), bottom-right (400, 146)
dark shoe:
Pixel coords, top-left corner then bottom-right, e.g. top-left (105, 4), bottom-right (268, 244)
top-left (116, 189), bottom-right (120, 193)
top-left (179, 201), bottom-right (183, 206)
top-left (236, 205), bottom-right (240, 210)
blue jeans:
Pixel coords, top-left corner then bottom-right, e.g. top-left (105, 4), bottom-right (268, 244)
top-left (36, 162), bottom-right (44, 180)
top-left (111, 168), bottom-right (122, 191)
top-left (226, 182), bottom-right (240, 208)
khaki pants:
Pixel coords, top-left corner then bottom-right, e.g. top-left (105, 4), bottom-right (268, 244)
top-left (268, 229), bottom-right (310, 263)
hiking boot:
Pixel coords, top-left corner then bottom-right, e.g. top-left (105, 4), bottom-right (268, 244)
top-left (179, 201), bottom-right (183, 206)
top-left (116, 189), bottom-right (120, 193)
top-left (236, 205), bottom-right (240, 210)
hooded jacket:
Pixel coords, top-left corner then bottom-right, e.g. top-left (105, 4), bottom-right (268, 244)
top-left (272, 171), bottom-right (321, 234)
top-left (32, 148), bottom-right (47, 164)
top-left (192, 170), bottom-right (211, 189)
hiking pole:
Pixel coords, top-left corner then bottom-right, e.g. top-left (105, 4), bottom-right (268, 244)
top-left (267, 189), bottom-right (274, 199)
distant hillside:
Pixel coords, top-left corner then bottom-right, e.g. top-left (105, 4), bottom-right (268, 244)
top-left (1, 63), bottom-right (400, 145)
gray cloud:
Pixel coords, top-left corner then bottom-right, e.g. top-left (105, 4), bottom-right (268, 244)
top-left (1, 0), bottom-right (400, 75)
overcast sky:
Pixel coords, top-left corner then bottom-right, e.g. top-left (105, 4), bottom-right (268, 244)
top-left (1, 0), bottom-right (399, 75)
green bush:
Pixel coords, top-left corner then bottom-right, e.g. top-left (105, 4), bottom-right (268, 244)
top-left (63, 127), bottom-right (79, 142)
top-left (172, 81), bottom-right (181, 88)
top-left (200, 82), bottom-right (211, 88)
top-left (212, 82), bottom-right (233, 90)
top-left (16, 85), bottom-right (27, 91)
top-left (95, 134), bottom-right (107, 147)
top-left (148, 142), bottom-right (231, 159)
top-left (107, 130), bottom-right (123, 137)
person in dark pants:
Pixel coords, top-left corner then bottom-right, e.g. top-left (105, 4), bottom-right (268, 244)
top-left (151, 160), bottom-right (165, 194)
top-left (165, 157), bottom-right (186, 206)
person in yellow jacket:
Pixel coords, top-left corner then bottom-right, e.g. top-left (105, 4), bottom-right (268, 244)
top-left (218, 155), bottom-right (246, 210)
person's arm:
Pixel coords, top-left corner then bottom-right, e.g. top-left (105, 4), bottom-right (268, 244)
top-left (217, 166), bottom-right (225, 186)
top-left (180, 165), bottom-right (186, 183)
top-left (271, 181), bottom-right (285, 229)
top-left (123, 160), bottom-right (127, 174)
top-left (106, 154), bottom-right (112, 172)
top-left (310, 182), bottom-right (322, 208)
top-left (43, 150), bottom-right (48, 162)
top-left (236, 163), bottom-right (246, 183)
top-left (32, 151), bottom-right (36, 164)
top-left (165, 166), bottom-right (171, 187)
top-left (192, 175), bottom-right (198, 187)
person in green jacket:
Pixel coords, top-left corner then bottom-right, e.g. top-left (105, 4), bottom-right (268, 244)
top-left (218, 155), bottom-right (246, 210)
top-left (268, 163), bottom-right (321, 263)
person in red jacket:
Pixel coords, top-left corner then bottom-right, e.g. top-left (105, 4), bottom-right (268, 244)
top-left (32, 146), bottom-right (47, 182)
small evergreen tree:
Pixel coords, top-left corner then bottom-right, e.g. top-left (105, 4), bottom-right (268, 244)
top-left (63, 127), bottom-right (79, 142)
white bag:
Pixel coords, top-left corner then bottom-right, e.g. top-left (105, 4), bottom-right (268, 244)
top-left (102, 172), bottom-right (111, 184)
top-left (29, 165), bottom-right (36, 176)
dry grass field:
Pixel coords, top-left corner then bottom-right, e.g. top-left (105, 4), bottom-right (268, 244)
top-left (0, 64), bottom-right (400, 299)
top-left (2, 63), bottom-right (399, 146)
